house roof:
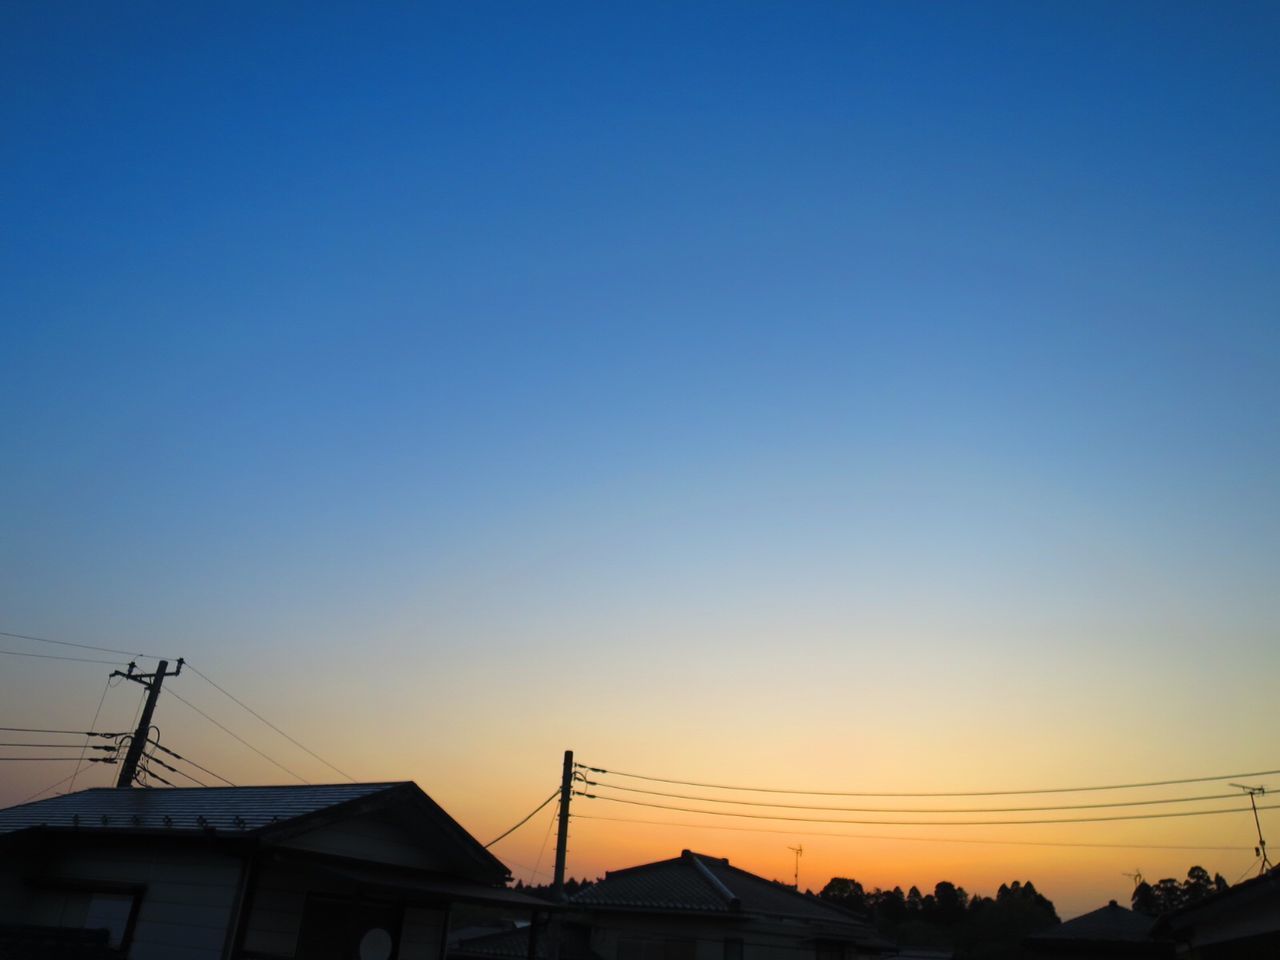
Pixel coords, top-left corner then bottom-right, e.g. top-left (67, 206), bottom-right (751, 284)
top-left (0, 782), bottom-right (402, 836)
top-left (0, 781), bottom-right (511, 884)
top-left (1028, 900), bottom-right (1157, 943)
top-left (572, 849), bottom-right (871, 927)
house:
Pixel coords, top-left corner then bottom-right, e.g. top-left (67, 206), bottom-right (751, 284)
top-left (452, 850), bottom-right (891, 960)
top-left (1023, 899), bottom-right (1172, 959)
top-left (1155, 865), bottom-right (1280, 958)
top-left (0, 782), bottom-right (549, 960)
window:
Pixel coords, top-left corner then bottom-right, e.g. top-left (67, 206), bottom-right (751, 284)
top-left (25, 881), bottom-right (143, 951)
top-left (618, 937), bottom-right (696, 960)
top-left (83, 893), bottom-right (137, 948)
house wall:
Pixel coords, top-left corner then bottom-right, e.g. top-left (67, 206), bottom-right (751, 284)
top-left (586, 916), bottom-right (829, 960)
top-left (276, 812), bottom-right (451, 871)
top-left (587, 913), bottom-right (867, 960)
top-left (240, 858), bottom-right (450, 960)
top-left (0, 839), bottom-right (243, 960)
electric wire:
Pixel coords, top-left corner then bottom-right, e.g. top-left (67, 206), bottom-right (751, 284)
top-left (0, 743), bottom-right (115, 749)
top-left (572, 814), bottom-right (1257, 852)
top-left (137, 763), bottom-right (174, 788)
top-left (148, 741), bottom-right (237, 787)
top-left (0, 648), bottom-right (128, 666)
top-left (184, 663), bottom-right (355, 782)
top-left (69, 676), bottom-right (112, 793)
top-left (530, 805), bottom-right (559, 886)
top-left (485, 789), bottom-right (561, 848)
top-left (163, 687), bottom-right (308, 784)
top-left (581, 778), bottom-right (1261, 815)
top-left (0, 756), bottom-right (118, 762)
top-left (0, 629), bottom-right (168, 660)
top-left (19, 770), bottom-right (82, 805)
top-left (577, 762), bottom-right (1280, 798)
top-left (575, 790), bottom-right (1280, 826)
top-left (145, 749), bottom-right (208, 787)
top-left (0, 727), bottom-right (122, 736)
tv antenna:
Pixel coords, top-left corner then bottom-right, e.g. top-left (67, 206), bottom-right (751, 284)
top-left (1230, 783), bottom-right (1272, 875)
top-left (1122, 869), bottom-right (1145, 890)
top-left (787, 844), bottom-right (803, 890)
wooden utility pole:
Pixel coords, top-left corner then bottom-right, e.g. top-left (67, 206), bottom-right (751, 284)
top-left (547, 749), bottom-right (575, 960)
top-left (552, 749), bottom-right (574, 900)
top-left (114, 658), bottom-right (183, 787)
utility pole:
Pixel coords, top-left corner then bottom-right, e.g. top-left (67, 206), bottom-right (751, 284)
top-left (552, 749), bottom-right (574, 901)
top-left (546, 749), bottom-right (575, 960)
top-left (1231, 783), bottom-right (1272, 875)
top-left (113, 658), bottom-right (183, 788)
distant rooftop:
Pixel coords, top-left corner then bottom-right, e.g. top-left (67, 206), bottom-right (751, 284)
top-left (1030, 900), bottom-right (1157, 943)
top-left (573, 849), bottom-right (871, 926)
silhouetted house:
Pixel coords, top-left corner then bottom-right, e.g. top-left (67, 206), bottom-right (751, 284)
top-left (1155, 865), bottom-right (1280, 958)
top-left (0, 782), bottom-right (547, 960)
top-left (1023, 899), bottom-right (1172, 959)
top-left (452, 850), bottom-right (891, 960)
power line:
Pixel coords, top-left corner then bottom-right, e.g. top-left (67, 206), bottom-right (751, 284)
top-left (145, 750), bottom-right (208, 787)
top-left (0, 756), bottom-right (118, 762)
top-left (0, 743), bottom-right (115, 750)
top-left (581, 778), bottom-right (1260, 815)
top-left (575, 791), bottom-right (1280, 827)
top-left (18, 770), bottom-right (82, 805)
top-left (70, 676), bottom-right (113, 794)
top-left (0, 727), bottom-right (122, 736)
top-left (0, 648), bottom-right (127, 666)
top-left (137, 763), bottom-right (175, 788)
top-left (185, 663), bottom-right (355, 782)
top-left (0, 629), bottom-right (169, 660)
top-left (485, 789), bottom-right (561, 848)
top-left (148, 741), bottom-right (236, 787)
top-left (572, 814), bottom-right (1259, 852)
top-left (577, 762), bottom-right (1280, 798)
top-left (163, 688), bottom-right (308, 784)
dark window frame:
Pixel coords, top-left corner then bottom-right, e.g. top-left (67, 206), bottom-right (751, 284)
top-left (25, 876), bottom-right (145, 952)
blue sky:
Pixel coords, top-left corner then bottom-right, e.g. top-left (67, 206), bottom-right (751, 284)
top-left (2, 2), bottom-right (1278, 913)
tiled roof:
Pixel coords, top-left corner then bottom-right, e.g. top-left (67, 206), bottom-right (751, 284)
top-left (572, 850), bottom-right (866, 925)
top-left (1030, 900), bottom-right (1157, 942)
top-left (0, 783), bottom-right (405, 836)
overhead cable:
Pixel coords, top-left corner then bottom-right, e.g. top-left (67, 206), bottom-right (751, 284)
top-left (572, 814), bottom-right (1258, 852)
top-left (0, 728), bottom-right (121, 736)
top-left (148, 741), bottom-right (236, 787)
top-left (575, 790), bottom-right (1280, 827)
top-left (581, 778), bottom-right (1259, 814)
top-left (0, 628), bottom-right (168, 660)
top-left (577, 763), bottom-right (1280, 798)
top-left (485, 789), bottom-right (561, 848)
top-left (164, 688), bottom-right (308, 784)
top-left (0, 648), bottom-right (127, 666)
top-left (0, 756), bottom-right (117, 762)
top-left (185, 663), bottom-right (355, 782)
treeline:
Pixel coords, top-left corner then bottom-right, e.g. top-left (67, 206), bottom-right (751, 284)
top-left (512, 877), bottom-right (596, 901)
top-left (1131, 866), bottom-right (1229, 916)
top-left (819, 877), bottom-right (1058, 960)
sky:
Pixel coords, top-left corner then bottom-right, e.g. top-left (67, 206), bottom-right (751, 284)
top-left (1, 1), bottom-right (1278, 920)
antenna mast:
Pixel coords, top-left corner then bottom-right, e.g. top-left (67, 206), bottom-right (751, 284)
top-left (788, 844), bottom-right (803, 890)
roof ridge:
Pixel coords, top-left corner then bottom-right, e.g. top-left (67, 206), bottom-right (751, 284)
top-left (685, 851), bottom-right (739, 909)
